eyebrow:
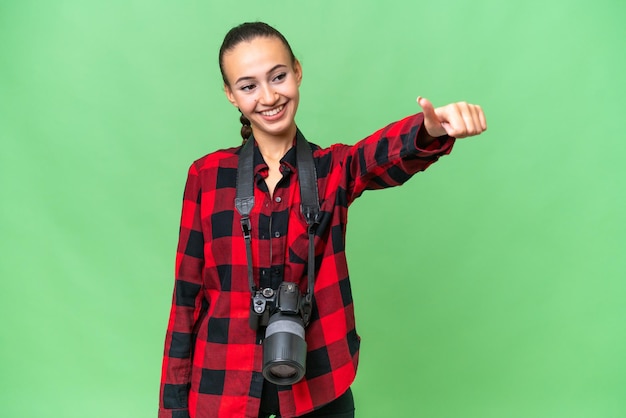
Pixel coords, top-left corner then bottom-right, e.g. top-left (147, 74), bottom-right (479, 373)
top-left (234, 64), bottom-right (288, 85)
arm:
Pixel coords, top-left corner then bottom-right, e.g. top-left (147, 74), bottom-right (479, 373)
top-left (158, 165), bottom-right (207, 418)
top-left (338, 97), bottom-right (487, 203)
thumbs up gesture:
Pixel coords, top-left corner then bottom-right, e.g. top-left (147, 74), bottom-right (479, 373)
top-left (417, 97), bottom-right (487, 139)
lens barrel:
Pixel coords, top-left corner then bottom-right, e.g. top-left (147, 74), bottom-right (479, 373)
top-left (262, 313), bottom-right (307, 385)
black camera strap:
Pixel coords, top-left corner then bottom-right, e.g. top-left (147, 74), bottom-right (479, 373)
top-left (235, 129), bottom-right (320, 325)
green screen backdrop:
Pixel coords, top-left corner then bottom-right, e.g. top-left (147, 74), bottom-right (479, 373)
top-left (1, 1), bottom-right (624, 417)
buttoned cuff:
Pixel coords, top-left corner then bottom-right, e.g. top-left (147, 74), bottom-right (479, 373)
top-left (415, 134), bottom-right (455, 156)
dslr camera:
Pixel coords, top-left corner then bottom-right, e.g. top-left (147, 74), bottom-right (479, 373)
top-left (249, 282), bottom-right (312, 385)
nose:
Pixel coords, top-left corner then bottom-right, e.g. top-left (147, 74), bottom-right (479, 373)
top-left (258, 84), bottom-right (278, 105)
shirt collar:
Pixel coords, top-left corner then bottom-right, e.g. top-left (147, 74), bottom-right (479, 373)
top-left (250, 132), bottom-right (300, 177)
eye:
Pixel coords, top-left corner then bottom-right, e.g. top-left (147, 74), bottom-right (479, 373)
top-left (240, 84), bottom-right (256, 92)
top-left (272, 72), bottom-right (287, 82)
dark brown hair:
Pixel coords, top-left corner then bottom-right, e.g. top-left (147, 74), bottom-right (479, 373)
top-left (219, 22), bottom-right (297, 142)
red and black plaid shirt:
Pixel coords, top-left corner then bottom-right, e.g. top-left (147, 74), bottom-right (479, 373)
top-left (159, 113), bottom-right (455, 418)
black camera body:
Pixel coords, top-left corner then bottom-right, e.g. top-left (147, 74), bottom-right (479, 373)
top-left (249, 282), bottom-right (311, 330)
top-left (249, 282), bottom-right (312, 385)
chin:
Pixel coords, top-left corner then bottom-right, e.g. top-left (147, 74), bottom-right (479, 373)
top-left (253, 118), bottom-right (297, 139)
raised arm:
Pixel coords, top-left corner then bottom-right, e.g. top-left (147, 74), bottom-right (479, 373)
top-left (327, 97), bottom-right (486, 204)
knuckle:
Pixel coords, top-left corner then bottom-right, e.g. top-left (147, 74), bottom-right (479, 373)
top-left (451, 129), bottom-right (465, 138)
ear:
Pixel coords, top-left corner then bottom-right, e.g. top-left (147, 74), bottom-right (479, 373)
top-left (224, 84), bottom-right (238, 107)
top-left (293, 59), bottom-right (303, 87)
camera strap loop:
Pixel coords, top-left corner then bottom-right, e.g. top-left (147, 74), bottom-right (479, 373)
top-left (235, 129), bottom-right (320, 314)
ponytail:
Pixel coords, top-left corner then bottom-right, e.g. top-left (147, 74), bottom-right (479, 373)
top-left (239, 111), bottom-right (252, 144)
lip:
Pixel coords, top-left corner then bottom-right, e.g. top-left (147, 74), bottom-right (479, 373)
top-left (257, 103), bottom-right (287, 121)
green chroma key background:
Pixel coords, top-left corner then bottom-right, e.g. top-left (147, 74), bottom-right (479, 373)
top-left (1, 1), bottom-right (624, 417)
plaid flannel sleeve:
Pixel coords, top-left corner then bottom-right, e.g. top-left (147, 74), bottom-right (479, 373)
top-left (159, 164), bottom-right (207, 418)
top-left (337, 112), bottom-right (455, 203)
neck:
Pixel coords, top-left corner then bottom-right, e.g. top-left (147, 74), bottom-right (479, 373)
top-left (253, 126), bottom-right (296, 163)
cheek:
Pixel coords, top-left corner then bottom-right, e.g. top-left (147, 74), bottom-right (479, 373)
top-left (290, 83), bottom-right (301, 101)
top-left (235, 95), bottom-right (257, 113)
top-left (291, 88), bottom-right (300, 106)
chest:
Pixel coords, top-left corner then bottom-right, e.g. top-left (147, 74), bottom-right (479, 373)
top-left (264, 163), bottom-right (283, 197)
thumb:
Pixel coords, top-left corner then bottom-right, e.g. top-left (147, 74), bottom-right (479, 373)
top-left (417, 96), bottom-right (437, 121)
top-left (417, 96), bottom-right (445, 137)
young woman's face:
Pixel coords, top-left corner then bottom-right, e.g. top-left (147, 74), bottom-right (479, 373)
top-left (222, 36), bottom-right (302, 143)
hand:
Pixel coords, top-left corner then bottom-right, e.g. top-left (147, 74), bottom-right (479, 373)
top-left (417, 97), bottom-right (487, 139)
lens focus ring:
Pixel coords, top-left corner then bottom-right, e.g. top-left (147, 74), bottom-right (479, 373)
top-left (265, 315), bottom-right (305, 339)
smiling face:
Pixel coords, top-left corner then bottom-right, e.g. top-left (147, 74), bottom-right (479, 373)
top-left (222, 36), bottom-right (302, 144)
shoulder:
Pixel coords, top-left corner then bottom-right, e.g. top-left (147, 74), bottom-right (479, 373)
top-left (188, 145), bottom-right (242, 174)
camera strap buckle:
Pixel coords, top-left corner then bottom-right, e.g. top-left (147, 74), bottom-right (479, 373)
top-left (240, 215), bottom-right (252, 241)
top-left (302, 293), bottom-right (313, 327)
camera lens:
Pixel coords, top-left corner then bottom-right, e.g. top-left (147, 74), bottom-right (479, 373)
top-left (268, 364), bottom-right (298, 378)
top-left (262, 313), bottom-right (307, 385)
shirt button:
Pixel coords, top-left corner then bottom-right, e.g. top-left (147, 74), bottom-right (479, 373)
top-left (275, 196), bottom-right (282, 203)
top-left (274, 231), bottom-right (281, 238)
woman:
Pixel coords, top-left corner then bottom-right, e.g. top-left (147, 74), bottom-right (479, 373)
top-left (159, 21), bottom-right (486, 418)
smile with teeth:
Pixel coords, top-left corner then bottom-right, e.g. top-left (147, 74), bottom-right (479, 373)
top-left (260, 105), bottom-right (284, 117)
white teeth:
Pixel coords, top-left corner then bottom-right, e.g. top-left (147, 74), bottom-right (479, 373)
top-left (261, 105), bottom-right (284, 117)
